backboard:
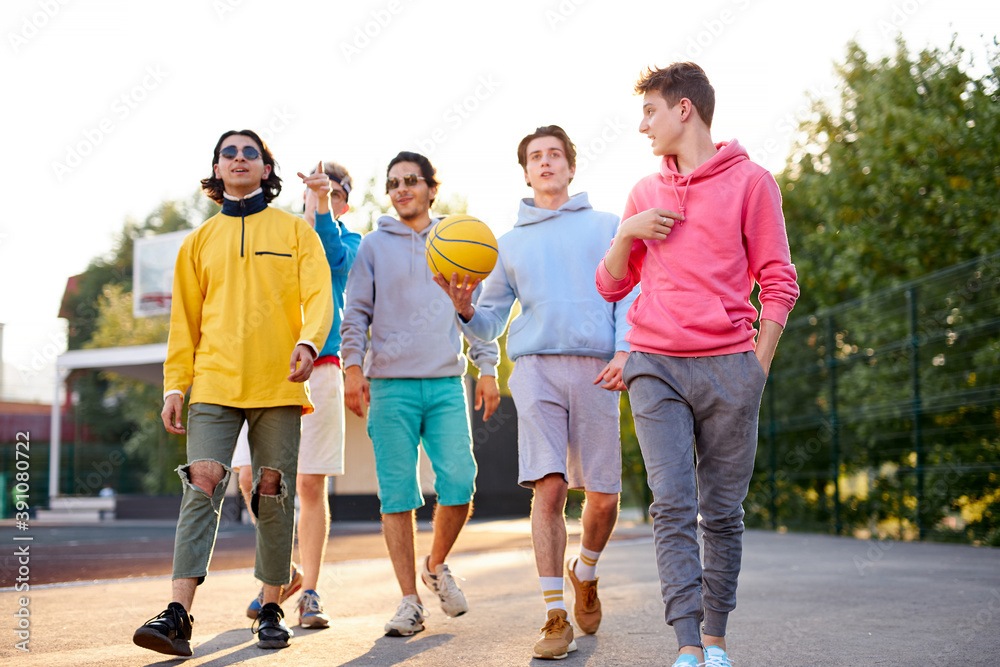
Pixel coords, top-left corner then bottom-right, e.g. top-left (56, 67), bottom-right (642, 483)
top-left (132, 230), bottom-right (189, 318)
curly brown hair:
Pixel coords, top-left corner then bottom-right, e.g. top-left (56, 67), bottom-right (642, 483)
top-left (200, 130), bottom-right (282, 204)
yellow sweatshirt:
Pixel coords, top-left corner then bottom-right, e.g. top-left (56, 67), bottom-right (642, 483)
top-left (163, 205), bottom-right (334, 414)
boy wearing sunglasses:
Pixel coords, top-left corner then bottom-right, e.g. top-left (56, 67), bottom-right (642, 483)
top-left (434, 125), bottom-right (637, 659)
top-left (596, 63), bottom-right (798, 667)
top-left (133, 130), bottom-right (333, 656)
top-left (341, 151), bottom-right (500, 638)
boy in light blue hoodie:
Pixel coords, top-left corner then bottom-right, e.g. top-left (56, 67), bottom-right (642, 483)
top-left (340, 151), bottom-right (499, 638)
top-left (434, 126), bottom-right (637, 660)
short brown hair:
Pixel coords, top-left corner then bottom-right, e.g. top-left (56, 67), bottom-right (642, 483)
top-left (517, 125), bottom-right (577, 172)
top-left (635, 63), bottom-right (715, 128)
top-left (200, 129), bottom-right (282, 204)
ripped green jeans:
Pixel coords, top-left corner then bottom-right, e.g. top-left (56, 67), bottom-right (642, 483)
top-left (172, 402), bottom-right (300, 586)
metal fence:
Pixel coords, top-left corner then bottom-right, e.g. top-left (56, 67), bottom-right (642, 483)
top-left (746, 251), bottom-right (1000, 545)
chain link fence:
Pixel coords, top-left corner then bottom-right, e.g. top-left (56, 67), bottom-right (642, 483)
top-left (745, 251), bottom-right (1000, 545)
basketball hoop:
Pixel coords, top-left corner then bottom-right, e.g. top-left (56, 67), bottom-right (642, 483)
top-left (133, 231), bottom-right (188, 318)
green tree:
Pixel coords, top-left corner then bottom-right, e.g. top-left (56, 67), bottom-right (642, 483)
top-left (752, 37), bottom-right (1000, 544)
top-left (353, 176), bottom-right (393, 234)
top-left (84, 285), bottom-right (183, 494)
top-left (778, 36), bottom-right (999, 312)
top-left (61, 193), bottom-right (215, 350)
top-left (58, 192), bottom-right (211, 495)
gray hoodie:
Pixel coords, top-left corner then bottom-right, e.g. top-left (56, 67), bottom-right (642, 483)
top-left (340, 215), bottom-right (499, 379)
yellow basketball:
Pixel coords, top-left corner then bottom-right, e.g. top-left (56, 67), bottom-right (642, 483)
top-left (425, 214), bottom-right (498, 282)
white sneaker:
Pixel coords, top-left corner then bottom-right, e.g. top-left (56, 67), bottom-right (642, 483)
top-left (420, 556), bottom-right (469, 617)
top-left (384, 597), bottom-right (428, 637)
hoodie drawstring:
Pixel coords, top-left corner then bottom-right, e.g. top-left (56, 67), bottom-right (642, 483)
top-left (670, 175), bottom-right (691, 223)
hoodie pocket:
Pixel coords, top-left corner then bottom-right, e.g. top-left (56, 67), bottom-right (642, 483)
top-left (628, 291), bottom-right (739, 350)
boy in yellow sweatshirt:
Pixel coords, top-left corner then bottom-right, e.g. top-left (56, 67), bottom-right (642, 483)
top-left (133, 130), bottom-right (333, 656)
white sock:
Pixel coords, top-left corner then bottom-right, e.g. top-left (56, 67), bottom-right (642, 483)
top-left (539, 577), bottom-right (566, 612)
top-left (574, 546), bottom-right (602, 581)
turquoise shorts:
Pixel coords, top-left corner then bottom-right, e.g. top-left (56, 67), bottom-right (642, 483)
top-left (367, 376), bottom-right (477, 513)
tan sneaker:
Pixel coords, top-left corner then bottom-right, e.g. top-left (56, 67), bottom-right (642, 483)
top-left (532, 609), bottom-right (577, 660)
top-left (420, 556), bottom-right (468, 617)
top-left (565, 556), bottom-right (602, 634)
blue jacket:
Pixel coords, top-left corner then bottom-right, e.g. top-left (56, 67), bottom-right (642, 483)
top-left (314, 211), bottom-right (362, 358)
top-left (463, 192), bottom-right (637, 360)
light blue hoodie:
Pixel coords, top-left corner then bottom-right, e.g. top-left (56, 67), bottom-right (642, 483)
top-left (340, 215), bottom-right (499, 379)
top-left (463, 192), bottom-right (637, 360)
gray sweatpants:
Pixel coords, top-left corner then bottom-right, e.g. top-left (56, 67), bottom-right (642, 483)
top-left (623, 351), bottom-right (767, 650)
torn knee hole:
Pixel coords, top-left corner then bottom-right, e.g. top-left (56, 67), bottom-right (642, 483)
top-left (257, 467), bottom-right (284, 497)
top-left (178, 459), bottom-right (229, 495)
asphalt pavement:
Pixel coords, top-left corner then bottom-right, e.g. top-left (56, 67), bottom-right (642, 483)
top-left (1, 518), bottom-right (998, 666)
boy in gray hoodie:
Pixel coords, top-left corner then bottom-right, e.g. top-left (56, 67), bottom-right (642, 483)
top-left (434, 126), bottom-right (637, 659)
top-left (341, 151), bottom-right (500, 638)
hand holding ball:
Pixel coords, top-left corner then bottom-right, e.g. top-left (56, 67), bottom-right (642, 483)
top-left (425, 214), bottom-right (498, 283)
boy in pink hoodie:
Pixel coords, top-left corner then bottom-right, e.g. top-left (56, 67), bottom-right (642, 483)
top-left (596, 63), bottom-right (798, 667)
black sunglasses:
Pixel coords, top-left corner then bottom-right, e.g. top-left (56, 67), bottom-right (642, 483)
top-left (220, 145), bottom-right (261, 160)
top-left (386, 174), bottom-right (425, 192)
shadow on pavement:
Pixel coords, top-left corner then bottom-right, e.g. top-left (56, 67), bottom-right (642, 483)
top-left (141, 628), bottom-right (260, 666)
top-left (338, 633), bottom-right (455, 666)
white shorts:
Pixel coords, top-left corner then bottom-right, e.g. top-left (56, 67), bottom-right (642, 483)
top-left (232, 362), bottom-right (346, 475)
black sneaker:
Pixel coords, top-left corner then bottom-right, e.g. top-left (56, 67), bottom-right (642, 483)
top-left (253, 602), bottom-right (292, 649)
top-left (133, 602), bottom-right (193, 656)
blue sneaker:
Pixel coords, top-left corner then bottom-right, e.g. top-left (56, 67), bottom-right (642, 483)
top-left (297, 589), bottom-right (330, 629)
top-left (671, 655), bottom-right (699, 667)
top-left (246, 563), bottom-right (303, 619)
top-left (703, 645), bottom-right (732, 667)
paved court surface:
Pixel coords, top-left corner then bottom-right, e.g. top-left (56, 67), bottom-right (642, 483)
top-left (1, 519), bottom-right (998, 666)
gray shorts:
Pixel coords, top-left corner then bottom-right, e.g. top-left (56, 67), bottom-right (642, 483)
top-left (508, 354), bottom-right (622, 493)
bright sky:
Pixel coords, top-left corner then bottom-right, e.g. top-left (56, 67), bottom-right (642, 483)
top-left (1, 0), bottom-right (996, 401)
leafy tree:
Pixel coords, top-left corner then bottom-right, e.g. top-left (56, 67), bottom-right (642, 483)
top-left (61, 193), bottom-right (215, 349)
top-left (779, 36), bottom-right (999, 312)
top-left (352, 176), bottom-right (393, 234)
top-left (752, 37), bottom-right (1000, 544)
top-left (84, 285), bottom-right (183, 493)
top-left (58, 193), bottom-right (210, 495)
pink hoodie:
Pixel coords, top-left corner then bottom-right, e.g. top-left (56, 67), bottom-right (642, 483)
top-left (596, 140), bottom-right (799, 357)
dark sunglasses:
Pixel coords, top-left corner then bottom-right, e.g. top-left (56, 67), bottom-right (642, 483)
top-left (220, 145), bottom-right (261, 160)
top-left (386, 174), bottom-right (425, 192)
